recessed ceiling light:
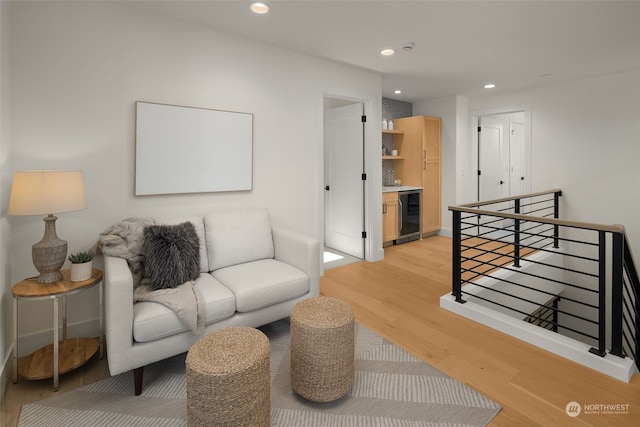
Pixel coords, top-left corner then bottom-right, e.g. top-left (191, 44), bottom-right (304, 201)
top-left (251, 2), bottom-right (270, 14)
top-left (484, 83), bottom-right (496, 89)
top-left (394, 90), bottom-right (402, 94)
top-left (380, 49), bottom-right (395, 56)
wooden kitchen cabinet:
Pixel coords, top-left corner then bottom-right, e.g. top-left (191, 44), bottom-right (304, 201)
top-left (394, 116), bottom-right (442, 235)
top-left (382, 191), bottom-right (398, 243)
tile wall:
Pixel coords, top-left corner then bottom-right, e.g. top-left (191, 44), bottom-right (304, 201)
top-left (382, 97), bottom-right (412, 186)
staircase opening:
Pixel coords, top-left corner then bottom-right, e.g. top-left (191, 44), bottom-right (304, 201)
top-left (442, 189), bottom-right (639, 382)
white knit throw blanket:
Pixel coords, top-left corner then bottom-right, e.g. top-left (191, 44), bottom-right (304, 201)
top-left (98, 217), bottom-right (205, 335)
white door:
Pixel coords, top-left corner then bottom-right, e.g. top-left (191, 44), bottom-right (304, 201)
top-left (477, 117), bottom-right (507, 236)
top-left (510, 121), bottom-right (525, 197)
top-left (478, 117), bottom-right (504, 201)
top-left (324, 103), bottom-right (364, 259)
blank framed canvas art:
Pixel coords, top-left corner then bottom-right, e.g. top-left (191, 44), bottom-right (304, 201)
top-left (135, 101), bottom-right (253, 195)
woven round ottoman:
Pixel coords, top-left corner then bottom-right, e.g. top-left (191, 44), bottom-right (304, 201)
top-left (290, 296), bottom-right (355, 402)
top-left (185, 327), bottom-right (270, 427)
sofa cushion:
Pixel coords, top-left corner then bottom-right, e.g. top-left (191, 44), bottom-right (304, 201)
top-left (205, 208), bottom-right (274, 271)
top-left (133, 274), bottom-right (235, 342)
top-left (212, 259), bottom-right (309, 312)
top-left (158, 216), bottom-right (209, 273)
top-left (143, 222), bottom-right (201, 290)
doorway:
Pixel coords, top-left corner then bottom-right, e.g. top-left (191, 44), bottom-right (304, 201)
top-left (472, 109), bottom-right (531, 237)
top-left (323, 99), bottom-right (365, 260)
top-left (473, 109), bottom-right (531, 203)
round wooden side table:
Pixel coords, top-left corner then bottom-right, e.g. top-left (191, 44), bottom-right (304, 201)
top-left (11, 268), bottom-right (104, 390)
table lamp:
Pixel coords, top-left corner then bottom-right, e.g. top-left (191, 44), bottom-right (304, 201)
top-left (8, 170), bottom-right (87, 283)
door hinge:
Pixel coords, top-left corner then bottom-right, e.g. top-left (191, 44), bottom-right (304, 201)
top-left (362, 231), bottom-right (367, 239)
top-left (361, 115), bottom-right (367, 123)
top-left (478, 170), bottom-right (482, 176)
top-left (361, 173), bottom-right (367, 181)
top-left (477, 126), bottom-right (481, 132)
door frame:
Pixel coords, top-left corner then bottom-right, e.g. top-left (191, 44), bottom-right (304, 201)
top-left (469, 106), bottom-right (532, 203)
top-left (317, 93), bottom-right (381, 274)
top-left (323, 102), bottom-right (365, 259)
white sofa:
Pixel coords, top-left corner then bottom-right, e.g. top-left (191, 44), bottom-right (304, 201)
top-left (104, 208), bottom-right (319, 395)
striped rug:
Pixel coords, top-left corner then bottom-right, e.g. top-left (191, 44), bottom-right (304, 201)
top-left (19, 319), bottom-right (501, 426)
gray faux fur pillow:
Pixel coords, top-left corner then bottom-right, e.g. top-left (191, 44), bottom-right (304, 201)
top-left (143, 222), bottom-right (200, 290)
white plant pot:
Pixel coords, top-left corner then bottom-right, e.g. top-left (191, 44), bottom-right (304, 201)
top-left (70, 261), bottom-right (92, 282)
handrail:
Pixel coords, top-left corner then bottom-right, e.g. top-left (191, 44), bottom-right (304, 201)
top-left (455, 188), bottom-right (563, 208)
top-left (449, 205), bottom-right (625, 234)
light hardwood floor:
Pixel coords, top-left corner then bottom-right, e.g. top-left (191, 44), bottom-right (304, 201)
top-left (2, 235), bottom-right (639, 426)
top-left (1, 349), bottom-right (111, 427)
top-left (321, 236), bottom-right (640, 426)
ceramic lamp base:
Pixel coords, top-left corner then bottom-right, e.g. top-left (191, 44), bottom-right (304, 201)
top-left (32, 215), bottom-right (67, 284)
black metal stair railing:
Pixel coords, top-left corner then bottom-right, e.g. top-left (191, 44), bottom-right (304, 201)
top-left (450, 189), bottom-right (640, 370)
top-left (618, 232), bottom-right (640, 363)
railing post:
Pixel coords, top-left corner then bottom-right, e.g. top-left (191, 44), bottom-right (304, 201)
top-left (513, 199), bottom-right (521, 267)
top-left (553, 191), bottom-right (561, 248)
top-left (610, 232), bottom-right (625, 357)
top-left (552, 297), bottom-right (559, 333)
top-left (452, 210), bottom-right (465, 303)
top-left (589, 231), bottom-right (607, 357)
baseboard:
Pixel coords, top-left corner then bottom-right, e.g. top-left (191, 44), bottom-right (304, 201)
top-left (1, 350), bottom-right (9, 401)
top-left (420, 228), bottom-right (452, 239)
top-left (372, 247), bottom-right (385, 261)
top-left (437, 227), bottom-right (452, 238)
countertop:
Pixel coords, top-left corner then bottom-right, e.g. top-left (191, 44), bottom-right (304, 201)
top-left (382, 186), bottom-right (423, 193)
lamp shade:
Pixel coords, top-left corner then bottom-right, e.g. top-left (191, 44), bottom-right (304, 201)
top-left (8, 170), bottom-right (87, 216)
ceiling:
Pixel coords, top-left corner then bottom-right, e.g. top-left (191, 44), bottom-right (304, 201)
top-left (122, 1), bottom-right (640, 102)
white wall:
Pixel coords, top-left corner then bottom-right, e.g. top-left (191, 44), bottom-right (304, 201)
top-left (3, 1), bottom-right (381, 369)
top-left (0, 0), bottom-right (11, 399)
top-left (466, 70), bottom-right (640, 257)
top-left (415, 71), bottom-right (640, 246)
top-left (455, 95), bottom-right (470, 205)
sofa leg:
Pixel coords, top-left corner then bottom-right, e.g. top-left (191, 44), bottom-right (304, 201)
top-left (134, 367), bottom-right (144, 396)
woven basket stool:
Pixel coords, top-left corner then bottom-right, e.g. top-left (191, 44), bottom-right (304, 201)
top-left (290, 296), bottom-right (355, 402)
top-left (185, 327), bottom-right (270, 427)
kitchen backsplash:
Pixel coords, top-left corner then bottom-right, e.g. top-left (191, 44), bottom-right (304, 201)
top-left (382, 97), bottom-right (412, 122)
top-left (382, 97), bottom-right (412, 186)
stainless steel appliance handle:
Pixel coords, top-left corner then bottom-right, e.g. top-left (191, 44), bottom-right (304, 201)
top-left (398, 196), bottom-right (403, 234)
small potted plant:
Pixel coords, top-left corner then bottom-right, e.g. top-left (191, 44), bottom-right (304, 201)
top-left (68, 251), bottom-right (95, 282)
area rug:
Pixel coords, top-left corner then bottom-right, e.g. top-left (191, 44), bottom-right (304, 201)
top-left (18, 319), bottom-right (501, 426)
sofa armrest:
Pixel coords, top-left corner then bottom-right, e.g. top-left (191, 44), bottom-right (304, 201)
top-left (272, 227), bottom-right (320, 297)
top-left (104, 256), bottom-right (135, 375)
